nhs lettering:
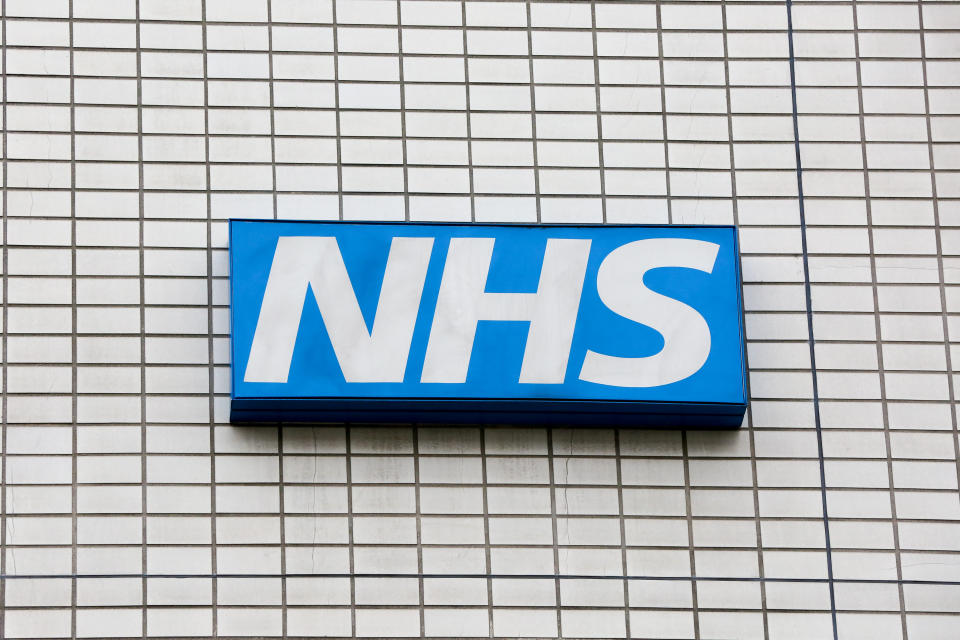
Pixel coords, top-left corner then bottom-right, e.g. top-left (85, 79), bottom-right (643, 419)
top-left (229, 221), bottom-right (747, 427)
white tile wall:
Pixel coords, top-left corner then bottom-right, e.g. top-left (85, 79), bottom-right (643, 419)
top-left (1, 0), bottom-right (959, 638)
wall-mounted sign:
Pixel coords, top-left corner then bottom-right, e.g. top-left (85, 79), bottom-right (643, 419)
top-left (229, 220), bottom-right (746, 427)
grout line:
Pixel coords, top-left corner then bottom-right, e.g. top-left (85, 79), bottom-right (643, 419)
top-left (720, 1), bottom-right (770, 636)
top-left (198, 2), bottom-right (218, 635)
top-left (345, 425), bottom-right (357, 640)
top-left (397, 0), bottom-right (410, 223)
top-left (0, 485), bottom-right (952, 497)
top-left (5, 115), bottom-right (960, 128)
top-left (785, 2), bottom-right (840, 639)
top-left (135, 0), bottom-right (148, 636)
top-left (332, 2), bottom-right (344, 222)
top-left (461, 0), bottom-right (476, 224)
top-left (679, 432), bottom-right (701, 639)
top-left (0, 572), bottom-right (957, 585)
top-left (849, 3), bottom-right (909, 635)
top-left (267, 0), bottom-right (278, 223)
top-left (614, 430), bottom-right (632, 639)
top-left (264, 3), bottom-right (286, 632)
top-left (0, 0), bottom-right (9, 628)
top-left (6, 157), bottom-right (960, 169)
top-left (1, 481), bottom-right (957, 493)
top-left (479, 427), bottom-right (495, 637)
top-left (0, 189), bottom-right (955, 198)
top-left (413, 427), bottom-right (426, 638)
top-left (68, 3), bottom-right (78, 638)
top-left (590, 1), bottom-right (607, 224)
top-left (277, 422), bottom-right (287, 639)
top-left (16, 87), bottom-right (960, 101)
top-left (916, 0), bottom-right (960, 537)
top-left (525, 1), bottom-right (542, 223)
top-left (0, 13), bottom-right (956, 29)
top-left (547, 429), bottom-right (562, 638)
top-left (655, 0), bottom-right (672, 224)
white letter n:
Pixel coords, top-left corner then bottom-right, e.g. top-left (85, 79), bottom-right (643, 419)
top-left (243, 236), bottom-right (434, 384)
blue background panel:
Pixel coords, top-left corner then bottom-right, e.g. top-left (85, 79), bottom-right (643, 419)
top-left (229, 220), bottom-right (747, 427)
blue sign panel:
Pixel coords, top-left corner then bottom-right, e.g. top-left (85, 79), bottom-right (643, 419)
top-left (229, 220), bottom-right (746, 427)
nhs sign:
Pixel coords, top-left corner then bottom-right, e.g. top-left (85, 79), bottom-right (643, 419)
top-left (229, 220), bottom-right (747, 427)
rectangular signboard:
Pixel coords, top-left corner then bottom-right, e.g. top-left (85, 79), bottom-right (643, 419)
top-left (229, 220), bottom-right (747, 427)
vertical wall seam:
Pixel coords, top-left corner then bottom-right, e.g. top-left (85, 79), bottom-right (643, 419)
top-left (719, 0), bottom-right (769, 635)
top-left (546, 429), bottom-right (562, 639)
top-left (1, 0), bottom-right (9, 629)
top-left (267, 0), bottom-right (278, 223)
top-left (198, 2), bottom-right (218, 634)
top-left (589, 1), bottom-right (607, 225)
top-left (134, 1), bottom-right (147, 636)
top-left (331, 2), bottom-right (344, 222)
top-left (460, 0), bottom-right (476, 225)
top-left (412, 427), bottom-right (426, 639)
top-left (328, 9), bottom-right (356, 638)
top-left (345, 426), bottom-right (357, 640)
top-left (849, 2), bottom-right (909, 635)
top-left (67, 3), bottom-right (78, 637)
top-left (263, 3), bottom-right (288, 636)
top-left (397, 0), bottom-right (410, 223)
top-left (784, 1), bottom-right (839, 638)
top-left (524, 1), bottom-right (541, 223)
top-left (478, 427), bottom-right (494, 638)
top-left (613, 429), bottom-right (632, 640)
top-left (654, 0), bottom-right (672, 225)
top-left (917, 0), bottom-right (960, 538)
top-left (679, 433), bottom-right (700, 640)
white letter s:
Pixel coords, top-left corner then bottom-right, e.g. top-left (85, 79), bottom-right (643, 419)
top-left (579, 238), bottom-right (720, 388)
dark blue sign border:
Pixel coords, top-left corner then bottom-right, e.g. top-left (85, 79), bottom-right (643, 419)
top-left (229, 220), bottom-right (747, 428)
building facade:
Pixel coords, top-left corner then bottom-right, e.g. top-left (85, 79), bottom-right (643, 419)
top-left (2, 0), bottom-right (959, 638)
